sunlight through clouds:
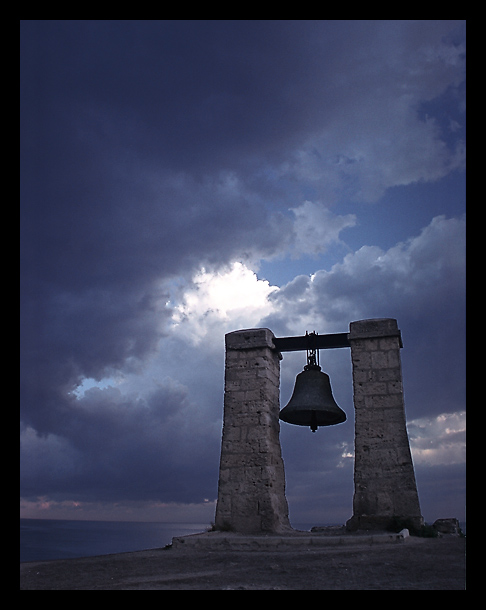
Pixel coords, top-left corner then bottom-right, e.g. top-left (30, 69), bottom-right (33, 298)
top-left (169, 262), bottom-right (278, 342)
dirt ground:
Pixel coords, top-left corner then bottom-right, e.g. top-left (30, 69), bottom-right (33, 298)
top-left (20, 535), bottom-right (465, 590)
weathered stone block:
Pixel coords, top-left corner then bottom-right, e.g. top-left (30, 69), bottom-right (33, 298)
top-left (225, 328), bottom-right (277, 352)
top-left (386, 349), bottom-right (400, 368)
top-left (354, 381), bottom-right (388, 396)
top-left (371, 351), bottom-right (389, 369)
top-left (215, 328), bottom-right (290, 534)
top-left (363, 393), bottom-right (405, 410)
top-left (433, 518), bottom-right (461, 535)
top-left (351, 351), bottom-right (372, 369)
top-left (387, 380), bottom-right (403, 394)
top-left (372, 368), bottom-right (401, 382)
top-left (347, 318), bottom-right (422, 531)
top-left (349, 318), bottom-right (401, 341)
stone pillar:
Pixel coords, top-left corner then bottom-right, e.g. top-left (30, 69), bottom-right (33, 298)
top-left (346, 319), bottom-right (423, 531)
top-left (214, 328), bottom-right (291, 534)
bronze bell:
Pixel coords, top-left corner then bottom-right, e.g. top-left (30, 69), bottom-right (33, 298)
top-left (279, 340), bottom-right (346, 432)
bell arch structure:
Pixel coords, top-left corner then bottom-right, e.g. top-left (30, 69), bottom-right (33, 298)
top-left (214, 319), bottom-right (423, 534)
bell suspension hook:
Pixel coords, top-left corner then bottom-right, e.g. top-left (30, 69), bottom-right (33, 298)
top-left (305, 330), bottom-right (320, 370)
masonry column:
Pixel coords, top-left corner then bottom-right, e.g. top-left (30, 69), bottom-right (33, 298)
top-left (214, 328), bottom-right (291, 534)
top-left (346, 319), bottom-right (423, 532)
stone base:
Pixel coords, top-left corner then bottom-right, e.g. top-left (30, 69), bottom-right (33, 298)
top-left (171, 529), bottom-right (412, 551)
top-left (346, 514), bottom-right (424, 533)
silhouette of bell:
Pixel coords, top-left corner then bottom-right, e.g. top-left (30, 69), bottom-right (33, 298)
top-left (279, 363), bottom-right (346, 432)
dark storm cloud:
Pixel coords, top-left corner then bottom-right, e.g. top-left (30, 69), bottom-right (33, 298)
top-left (20, 21), bottom-right (465, 515)
top-left (21, 20), bottom-right (326, 174)
top-left (20, 381), bottom-right (220, 504)
top-left (20, 20), bottom-right (331, 504)
top-left (19, 19), bottom-right (331, 433)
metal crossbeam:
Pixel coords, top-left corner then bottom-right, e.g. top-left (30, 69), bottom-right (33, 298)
top-left (272, 332), bottom-right (350, 353)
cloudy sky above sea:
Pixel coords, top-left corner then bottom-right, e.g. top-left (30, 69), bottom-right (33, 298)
top-left (20, 20), bottom-right (465, 525)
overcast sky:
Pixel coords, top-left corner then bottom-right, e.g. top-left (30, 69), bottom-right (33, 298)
top-left (20, 20), bottom-right (466, 526)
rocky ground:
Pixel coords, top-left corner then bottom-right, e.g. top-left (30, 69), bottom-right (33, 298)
top-left (20, 535), bottom-right (465, 590)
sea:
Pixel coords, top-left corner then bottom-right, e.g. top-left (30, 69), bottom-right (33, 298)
top-left (20, 518), bottom-right (316, 563)
top-left (20, 519), bottom-right (209, 563)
